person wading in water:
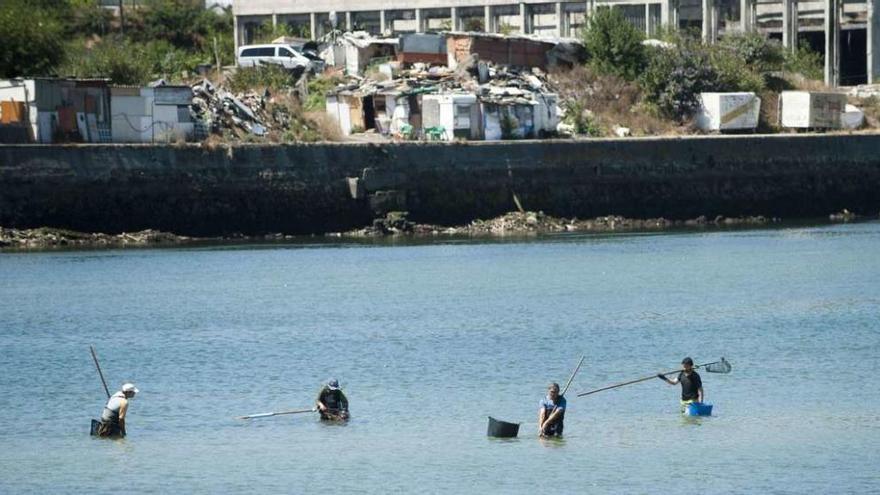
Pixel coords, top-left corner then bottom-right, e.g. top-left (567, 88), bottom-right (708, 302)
top-left (97, 383), bottom-right (138, 437)
top-left (315, 379), bottom-right (349, 421)
top-left (538, 382), bottom-right (566, 437)
top-left (658, 357), bottom-right (704, 412)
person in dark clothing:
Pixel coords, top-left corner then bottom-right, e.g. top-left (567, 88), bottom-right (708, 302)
top-left (658, 357), bottom-right (704, 409)
top-left (315, 379), bottom-right (349, 421)
top-left (538, 382), bottom-right (566, 437)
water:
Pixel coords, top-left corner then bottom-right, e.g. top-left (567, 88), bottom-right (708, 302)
top-left (1, 223), bottom-right (879, 494)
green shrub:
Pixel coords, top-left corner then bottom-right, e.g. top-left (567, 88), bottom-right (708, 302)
top-left (61, 38), bottom-right (153, 85)
top-left (0, 0), bottom-right (65, 77)
top-left (783, 45), bottom-right (823, 81)
top-left (565, 100), bottom-right (602, 136)
top-left (304, 75), bottom-right (344, 112)
top-left (717, 33), bottom-right (784, 73)
top-left (227, 65), bottom-right (300, 93)
top-left (581, 7), bottom-right (646, 81)
top-left (710, 46), bottom-right (766, 94)
top-left (639, 43), bottom-right (720, 121)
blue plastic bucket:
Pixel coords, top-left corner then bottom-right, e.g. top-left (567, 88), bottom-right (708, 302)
top-left (684, 402), bottom-right (713, 416)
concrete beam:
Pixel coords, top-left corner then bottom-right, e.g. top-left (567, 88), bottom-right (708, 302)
top-left (870, 0), bottom-right (879, 83)
top-left (825, 0), bottom-right (840, 86)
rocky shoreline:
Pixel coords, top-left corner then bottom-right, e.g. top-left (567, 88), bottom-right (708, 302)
top-left (1, 210), bottom-right (869, 250)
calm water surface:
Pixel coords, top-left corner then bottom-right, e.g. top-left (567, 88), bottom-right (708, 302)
top-left (1, 223), bottom-right (879, 493)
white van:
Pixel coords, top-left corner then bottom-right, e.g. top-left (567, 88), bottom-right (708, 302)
top-left (237, 44), bottom-right (312, 71)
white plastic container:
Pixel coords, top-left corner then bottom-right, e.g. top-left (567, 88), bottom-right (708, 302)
top-left (695, 92), bottom-right (760, 131)
top-left (780, 91), bottom-right (847, 129)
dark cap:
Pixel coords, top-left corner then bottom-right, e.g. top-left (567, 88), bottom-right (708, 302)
top-left (681, 357), bottom-right (694, 366)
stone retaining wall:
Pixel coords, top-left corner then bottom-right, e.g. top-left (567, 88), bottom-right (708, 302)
top-left (1, 135), bottom-right (879, 236)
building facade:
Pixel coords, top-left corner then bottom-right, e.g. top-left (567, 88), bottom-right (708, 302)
top-left (233, 0), bottom-right (880, 86)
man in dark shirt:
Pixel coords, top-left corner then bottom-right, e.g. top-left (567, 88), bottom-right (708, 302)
top-left (315, 379), bottom-right (349, 421)
top-left (658, 357), bottom-right (704, 407)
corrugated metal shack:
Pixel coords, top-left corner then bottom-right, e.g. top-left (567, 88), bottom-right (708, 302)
top-left (0, 78), bottom-right (111, 144)
top-left (110, 85), bottom-right (195, 143)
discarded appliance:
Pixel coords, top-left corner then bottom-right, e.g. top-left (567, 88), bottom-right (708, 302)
top-left (696, 92), bottom-right (761, 132)
top-left (780, 91), bottom-right (847, 129)
top-left (841, 104), bottom-right (865, 129)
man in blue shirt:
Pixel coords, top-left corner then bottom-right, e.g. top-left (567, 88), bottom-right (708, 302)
top-left (538, 382), bottom-right (566, 437)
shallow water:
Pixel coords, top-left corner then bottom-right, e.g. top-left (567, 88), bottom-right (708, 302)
top-left (1, 222), bottom-right (879, 493)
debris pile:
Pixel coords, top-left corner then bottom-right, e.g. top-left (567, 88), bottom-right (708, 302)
top-left (338, 211), bottom-right (781, 237)
top-left (190, 78), bottom-right (320, 141)
top-left (0, 227), bottom-right (190, 249)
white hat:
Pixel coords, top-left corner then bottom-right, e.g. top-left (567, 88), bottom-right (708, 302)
top-left (122, 383), bottom-right (139, 394)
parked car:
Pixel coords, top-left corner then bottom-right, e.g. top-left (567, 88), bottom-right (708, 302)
top-left (237, 44), bottom-right (313, 71)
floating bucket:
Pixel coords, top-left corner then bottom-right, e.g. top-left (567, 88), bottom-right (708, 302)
top-left (684, 402), bottom-right (713, 416)
top-left (487, 416), bottom-right (520, 438)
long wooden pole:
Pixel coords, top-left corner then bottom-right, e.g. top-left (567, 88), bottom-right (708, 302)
top-left (560, 355), bottom-right (585, 397)
top-left (90, 345), bottom-right (111, 399)
top-left (576, 360), bottom-right (723, 398)
top-left (237, 407), bottom-right (316, 420)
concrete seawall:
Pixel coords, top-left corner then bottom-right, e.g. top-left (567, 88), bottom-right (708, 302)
top-left (2, 135), bottom-right (879, 236)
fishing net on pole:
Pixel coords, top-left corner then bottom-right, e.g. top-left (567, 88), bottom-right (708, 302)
top-left (702, 357), bottom-right (732, 374)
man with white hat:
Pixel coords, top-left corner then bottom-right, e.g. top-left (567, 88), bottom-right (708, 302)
top-left (315, 379), bottom-right (349, 421)
top-left (96, 382), bottom-right (139, 437)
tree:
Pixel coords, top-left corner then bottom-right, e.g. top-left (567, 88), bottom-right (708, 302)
top-left (581, 7), bottom-right (646, 81)
top-left (0, 0), bottom-right (65, 77)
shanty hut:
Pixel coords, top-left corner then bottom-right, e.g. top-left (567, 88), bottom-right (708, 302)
top-left (0, 78), bottom-right (111, 143)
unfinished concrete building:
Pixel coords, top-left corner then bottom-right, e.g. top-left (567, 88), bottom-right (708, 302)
top-left (233, 0), bottom-right (879, 86)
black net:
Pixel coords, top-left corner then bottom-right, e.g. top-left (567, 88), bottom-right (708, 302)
top-left (703, 358), bottom-right (732, 374)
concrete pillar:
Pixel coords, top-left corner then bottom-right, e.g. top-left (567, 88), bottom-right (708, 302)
top-left (825, 0), bottom-right (840, 86)
top-left (702, 0), bottom-right (715, 43)
top-left (485, 5), bottom-right (493, 33)
top-left (233, 16), bottom-right (240, 57)
top-left (556, 3), bottom-right (565, 37)
top-left (415, 9), bottom-right (424, 33)
top-left (346, 12), bottom-right (352, 31)
top-left (272, 13), bottom-right (278, 28)
top-left (310, 13), bottom-right (317, 40)
top-left (645, 3), bottom-right (652, 36)
top-left (380, 10), bottom-right (387, 34)
top-left (520, 3), bottom-right (529, 34)
top-left (451, 6), bottom-right (460, 31)
top-left (782, 0), bottom-right (799, 52)
top-left (739, 0), bottom-right (751, 32)
top-left (661, 0), bottom-right (672, 29)
top-left (870, 0), bottom-right (880, 83)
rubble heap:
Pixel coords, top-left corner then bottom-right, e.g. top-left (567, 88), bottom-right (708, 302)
top-left (190, 78), bottom-right (320, 141)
